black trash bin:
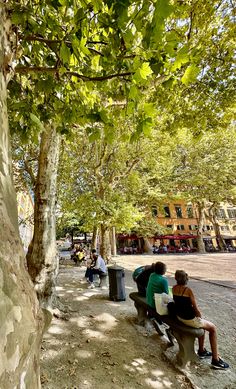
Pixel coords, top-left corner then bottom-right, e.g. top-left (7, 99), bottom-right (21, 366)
top-left (108, 266), bottom-right (126, 301)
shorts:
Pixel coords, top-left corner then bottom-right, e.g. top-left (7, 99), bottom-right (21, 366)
top-left (177, 316), bottom-right (206, 329)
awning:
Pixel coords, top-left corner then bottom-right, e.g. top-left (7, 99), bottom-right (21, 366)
top-left (154, 234), bottom-right (198, 240)
top-left (117, 233), bottom-right (140, 240)
top-left (221, 235), bottom-right (236, 240)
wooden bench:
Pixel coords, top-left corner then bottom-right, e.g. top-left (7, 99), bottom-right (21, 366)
top-left (129, 292), bottom-right (204, 367)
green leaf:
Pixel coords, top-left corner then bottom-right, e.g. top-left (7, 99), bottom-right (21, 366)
top-left (88, 128), bottom-right (101, 142)
top-left (139, 62), bottom-right (153, 80)
top-left (142, 118), bottom-right (153, 136)
top-left (143, 103), bottom-right (155, 117)
top-left (30, 113), bottom-right (44, 131)
top-left (171, 46), bottom-right (189, 71)
top-left (60, 42), bottom-right (71, 64)
top-left (181, 64), bottom-right (200, 85)
top-left (126, 101), bottom-right (135, 115)
top-left (91, 55), bottom-right (101, 71)
top-left (11, 11), bottom-right (26, 25)
top-left (100, 109), bottom-right (109, 124)
top-left (129, 85), bottom-right (138, 100)
top-left (155, 0), bottom-right (173, 19)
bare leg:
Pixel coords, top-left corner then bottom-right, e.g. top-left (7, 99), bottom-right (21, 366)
top-left (198, 333), bottom-right (205, 353)
top-left (202, 320), bottom-right (218, 360)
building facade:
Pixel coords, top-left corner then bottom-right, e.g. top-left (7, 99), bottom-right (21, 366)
top-left (151, 201), bottom-right (236, 252)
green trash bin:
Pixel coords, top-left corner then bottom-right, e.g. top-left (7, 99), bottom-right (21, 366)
top-left (108, 266), bottom-right (126, 301)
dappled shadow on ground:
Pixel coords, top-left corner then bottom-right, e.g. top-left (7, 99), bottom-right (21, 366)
top-left (41, 260), bottom-right (236, 389)
top-left (41, 266), bottom-right (192, 389)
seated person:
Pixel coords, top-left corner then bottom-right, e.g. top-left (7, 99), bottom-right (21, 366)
top-left (146, 262), bottom-right (169, 310)
top-left (86, 251), bottom-right (107, 288)
top-left (172, 270), bottom-right (229, 370)
top-left (132, 263), bottom-right (156, 296)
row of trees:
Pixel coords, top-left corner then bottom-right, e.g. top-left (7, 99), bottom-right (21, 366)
top-left (1, 0), bottom-right (235, 386)
top-left (56, 124), bottom-right (236, 256)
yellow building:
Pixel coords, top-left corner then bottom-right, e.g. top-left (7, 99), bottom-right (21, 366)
top-left (152, 201), bottom-right (236, 252)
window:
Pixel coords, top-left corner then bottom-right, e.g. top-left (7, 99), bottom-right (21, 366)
top-left (189, 225), bottom-right (198, 231)
top-left (220, 225), bottom-right (230, 231)
top-left (163, 206), bottom-right (171, 218)
top-left (227, 209), bottom-right (236, 218)
top-left (177, 225), bottom-right (185, 230)
top-left (217, 209), bottom-right (226, 218)
top-left (167, 225), bottom-right (173, 229)
top-left (151, 206), bottom-right (158, 217)
top-left (187, 205), bottom-right (193, 218)
top-left (175, 205), bottom-right (182, 218)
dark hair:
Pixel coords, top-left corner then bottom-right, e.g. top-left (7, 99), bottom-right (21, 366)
top-left (175, 270), bottom-right (188, 285)
top-left (154, 262), bottom-right (166, 275)
top-left (91, 249), bottom-right (97, 253)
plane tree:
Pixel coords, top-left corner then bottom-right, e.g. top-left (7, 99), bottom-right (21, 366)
top-left (1, 0), bottom-right (235, 385)
top-left (166, 126), bottom-right (236, 252)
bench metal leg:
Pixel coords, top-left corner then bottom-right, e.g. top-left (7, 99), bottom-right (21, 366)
top-left (172, 330), bottom-right (198, 368)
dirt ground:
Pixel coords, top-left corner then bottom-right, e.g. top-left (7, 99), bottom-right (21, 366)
top-left (41, 253), bottom-right (236, 389)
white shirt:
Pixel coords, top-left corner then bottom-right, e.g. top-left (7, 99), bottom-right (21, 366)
top-left (94, 255), bottom-right (107, 273)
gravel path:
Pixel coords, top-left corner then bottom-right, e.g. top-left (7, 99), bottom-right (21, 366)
top-left (41, 253), bottom-right (236, 389)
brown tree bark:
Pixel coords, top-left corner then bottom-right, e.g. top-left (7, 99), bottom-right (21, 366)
top-left (110, 226), bottom-right (117, 256)
top-left (91, 225), bottom-right (99, 250)
top-left (196, 202), bottom-right (206, 253)
top-left (207, 205), bottom-right (226, 251)
top-left (0, 5), bottom-right (44, 387)
top-left (26, 125), bottom-right (61, 306)
top-left (100, 223), bottom-right (111, 262)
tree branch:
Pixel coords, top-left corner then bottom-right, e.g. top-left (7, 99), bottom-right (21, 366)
top-left (22, 35), bottom-right (105, 56)
top-left (15, 66), bottom-right (134, 81)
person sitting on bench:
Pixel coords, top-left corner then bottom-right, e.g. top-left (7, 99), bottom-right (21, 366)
top-left (146, 262), bottom-right (169, 324)
top-left (172, 270), bottom-right (229, 370)
top-left (87, 251), bottom-right (107, 289)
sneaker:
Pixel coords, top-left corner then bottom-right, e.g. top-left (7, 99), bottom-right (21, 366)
top-left (198, 349), bottom-right (212, 358)
top-left (88, 283), bottom-right (95, 289)
top-left (211, 358), bottom-right (229, 369)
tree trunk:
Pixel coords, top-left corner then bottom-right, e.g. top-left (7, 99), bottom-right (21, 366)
top-left (207, 207), bottom-right (226, 251)
top-left (100, 224), bottom-right (111, 262)
top-left (196, 203), bottom-right (206, 253)
top-left (0, 6), bottom-right (43, 387)
top-left (26, 125), bottom-right (61, 307)
top-left (143, 237), bottom-right (153, 253)
top-left (91, 225), bottom-right (99, 250)
top-left (110, 226), bottom-right (117, 256)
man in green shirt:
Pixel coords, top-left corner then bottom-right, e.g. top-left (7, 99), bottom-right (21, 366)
top-left (146, 262), bottom-right (169, 309)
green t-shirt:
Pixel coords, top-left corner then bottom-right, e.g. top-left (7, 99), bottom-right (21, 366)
top-left (146, 273), bottom-right (169, 309)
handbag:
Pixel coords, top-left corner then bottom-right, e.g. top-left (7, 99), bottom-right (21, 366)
top-left (155, 293), bottom-right (173, 316)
